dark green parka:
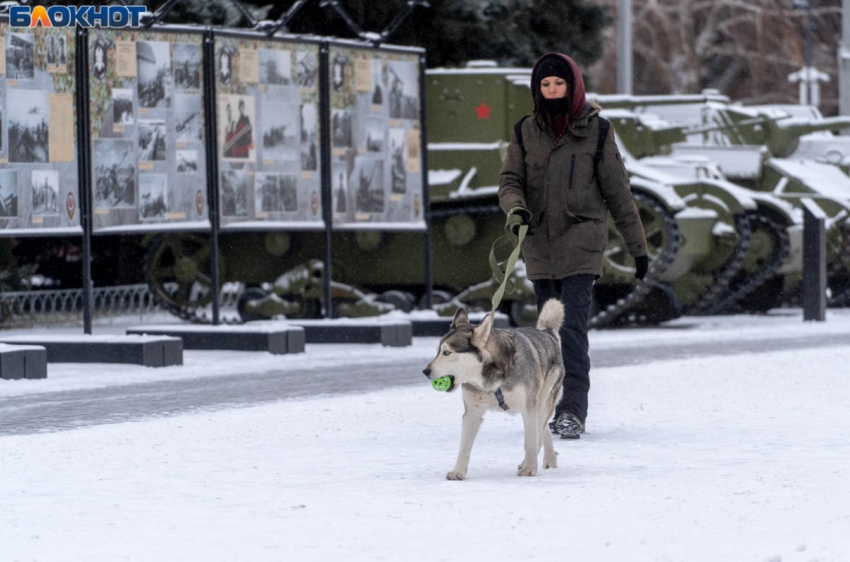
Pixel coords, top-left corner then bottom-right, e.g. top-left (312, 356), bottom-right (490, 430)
top-left (497, 53), bottom-right (647, 280)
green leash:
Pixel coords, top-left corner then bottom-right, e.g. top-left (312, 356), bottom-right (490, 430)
top-left (487, 214), bottom-right (528, 320)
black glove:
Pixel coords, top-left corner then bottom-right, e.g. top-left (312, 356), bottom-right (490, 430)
top-left (634, 255), bottom-right (649, 280)
top-left (508, 207), bottom-right (532, 236)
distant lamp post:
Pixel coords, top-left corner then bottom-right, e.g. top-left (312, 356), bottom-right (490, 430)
top-left (788, 0), bottom-right (828, 106)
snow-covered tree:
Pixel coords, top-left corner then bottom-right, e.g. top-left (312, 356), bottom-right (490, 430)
top-left (585, 0), bottom-right (843, 114)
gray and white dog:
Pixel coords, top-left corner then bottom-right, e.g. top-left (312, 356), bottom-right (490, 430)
top-left (423, 299), bottom-right (565, 479)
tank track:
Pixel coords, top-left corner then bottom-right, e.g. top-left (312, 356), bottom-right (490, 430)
top-left (589, 191), bottom-right (683, 329)
top-left (827, 221), bottom-right (850, 307)
top-left (699, 209), bottom-right (790, 315)
top-left (683, 212), bottom-right (752, 316)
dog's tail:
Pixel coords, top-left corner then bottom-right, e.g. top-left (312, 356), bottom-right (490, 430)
top-left (537, 298), bottom-right (565, 332)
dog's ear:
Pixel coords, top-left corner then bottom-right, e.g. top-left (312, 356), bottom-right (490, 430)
top-left (471, 312), bottom-right (494, 346)
top-left (450, 307), bottom-right (469, 329)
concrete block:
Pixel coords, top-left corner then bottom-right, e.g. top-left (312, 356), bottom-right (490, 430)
top-left (283, 319), bottom-right (412, 347)
top-left (126, 323), bottom-right (306, 354)
top-left (0, 336), bottom-right (183, 367)
top-left (0, 344), bottom-right (48, 380)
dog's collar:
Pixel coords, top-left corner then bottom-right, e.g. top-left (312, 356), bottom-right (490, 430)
top-left (494, 388), bottom-right (509, 411)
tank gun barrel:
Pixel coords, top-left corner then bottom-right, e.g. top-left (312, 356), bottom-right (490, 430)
top-left (682, 115), bottom-right (790, 136)
top-left (776, 115), bottom-right (850, 136)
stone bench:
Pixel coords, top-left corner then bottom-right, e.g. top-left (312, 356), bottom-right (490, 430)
top-left (273, 319), bottom-right (412, 347)
top-left (126, 323), bottom-right (305, 354)
top-left (0, 335), bottom-right (183, 368)
top-left (0, 344), bottom-right (48, 380)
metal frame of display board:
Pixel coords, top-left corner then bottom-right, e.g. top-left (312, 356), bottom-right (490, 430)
top-left (320, 38), bottom-right (432, 314)
top-left (0, 17), bottom-right (88, 325)
top-left (207, 27), bottom-right (325, 320)
top-left (83, 23), bottom-right (213, 327)
top-left (0, 16), bottom-right (433, 330)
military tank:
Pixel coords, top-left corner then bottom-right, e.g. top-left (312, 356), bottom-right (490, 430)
top-left (604, 110), bottom-right (801, 314)
top-left (600, 99), bottom-right (850, 307)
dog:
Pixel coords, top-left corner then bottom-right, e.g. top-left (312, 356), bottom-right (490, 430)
top-left (423, 299), bottom-right (565, 479)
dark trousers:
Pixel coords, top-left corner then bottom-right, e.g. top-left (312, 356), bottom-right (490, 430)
top-left (532, 275), bottom-right (595, 423)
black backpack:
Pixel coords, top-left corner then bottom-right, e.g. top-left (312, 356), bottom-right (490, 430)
top-left (513, 114), bottom-right (610, 176)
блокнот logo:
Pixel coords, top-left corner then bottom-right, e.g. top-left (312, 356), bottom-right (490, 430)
top-left (9, 5), bottom-right (148, 28)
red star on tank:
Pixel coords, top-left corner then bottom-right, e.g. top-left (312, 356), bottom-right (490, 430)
top-left (475, 102), bottom-right (492, 119)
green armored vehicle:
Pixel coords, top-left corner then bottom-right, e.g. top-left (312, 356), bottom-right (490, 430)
top-left (426, 62), bottom-right (763, 325)
top-left (600, 98), bottom-right (850, 306)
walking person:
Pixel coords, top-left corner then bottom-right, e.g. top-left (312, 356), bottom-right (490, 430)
top-left (497, 53), bottom-right (649, 439)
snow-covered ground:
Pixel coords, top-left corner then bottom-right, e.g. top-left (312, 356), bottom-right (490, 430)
top-left (2, 310), bottom-right (850, 561)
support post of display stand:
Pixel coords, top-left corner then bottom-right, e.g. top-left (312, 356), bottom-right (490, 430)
top-left (203, 28), bottom-right (222, 325)
top-left (75, 27), bottom-right (94, 334)
top-left (319, 41), bottom-right (335, 318)
top-left (418, 52), bottom-right (433, 309)
top-left (801, 198), bottom-right (827, 322)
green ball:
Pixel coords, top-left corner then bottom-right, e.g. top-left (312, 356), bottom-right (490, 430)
top-left (431, 376), bottom-right (453, 392)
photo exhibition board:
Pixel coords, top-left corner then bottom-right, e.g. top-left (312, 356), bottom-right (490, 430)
top-left (328, 45), bottom-right (425, 230)
top-left (214, 34), bottom-right (323, 230)
top-left (88, 28), bottom-right (209, 233)
top-left (0, 22), bottom-right (81, 235)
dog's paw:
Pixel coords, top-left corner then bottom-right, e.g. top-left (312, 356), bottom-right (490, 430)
top-left (543, 455), bottom-right (558, 469)
top-left (446, 470), bottom-right (467, 481)
top-left (517, 464), bottom-right (537, 477)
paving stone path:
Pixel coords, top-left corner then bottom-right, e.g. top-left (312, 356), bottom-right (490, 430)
top-left (2, 333), bottom-right (848, 436)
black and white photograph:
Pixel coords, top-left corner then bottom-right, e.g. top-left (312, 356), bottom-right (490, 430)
top-left (173, 43), bottom-right (201, 90)
top-left (138, 174), bottom-right (168, 220)
top-left (259, 49), bottom-right (292, 85)
top-left (58, 35), bottom-right (67, 67)
top-left (353, 158), bottom-right (384, 213)
top-left (388, 60), bottom-right (419, 120)
top-left (332, 109), bottom-right (353, 149)
top-left (364, 117), bottom-right (384, 153)
top-left (174, 94), bottom-right (203, 142)
top-left (371, 59), bottom-right (384, 106)
top-left (295, 50), bottom-right (318, 89)
top-left (332, 162), bottom-right (348, 214)
top-left (300, 103), bottom-right (318, 171)
top-left (6, 33), bottom-right (35, 80)
top-left (92, 40), bottom-right (108, 79)
top-left (112, 88), bottom-right (134, 126)
top-left (8, 89), bottom-right (49, 164)
top-left (47, 35), bottom-right (57, 66)
top-left (331, 52), bottom-right (349, 93)
top-left (220, 170), bottom-right (248, 217)
top-left (138, 120), bottom-right (167, 161)
top-left (389, 128), bottom-right (407, 194)
top-left (0, 170), bottom-right (19, 218)
top-left (260, 102), bottom-right (298, 162)
top-left (176, 150), bottom-right (198, 174)
top-left (31, 170), bottom-right (59, 215)
top-left (218, 47), bottom-right (233, 84)
top-left (136, 40), bottom-right (173, 109)
top-left (254, 172), bottom-right (298, 213)
top-left (93, 139), bottom-right (136, 208)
